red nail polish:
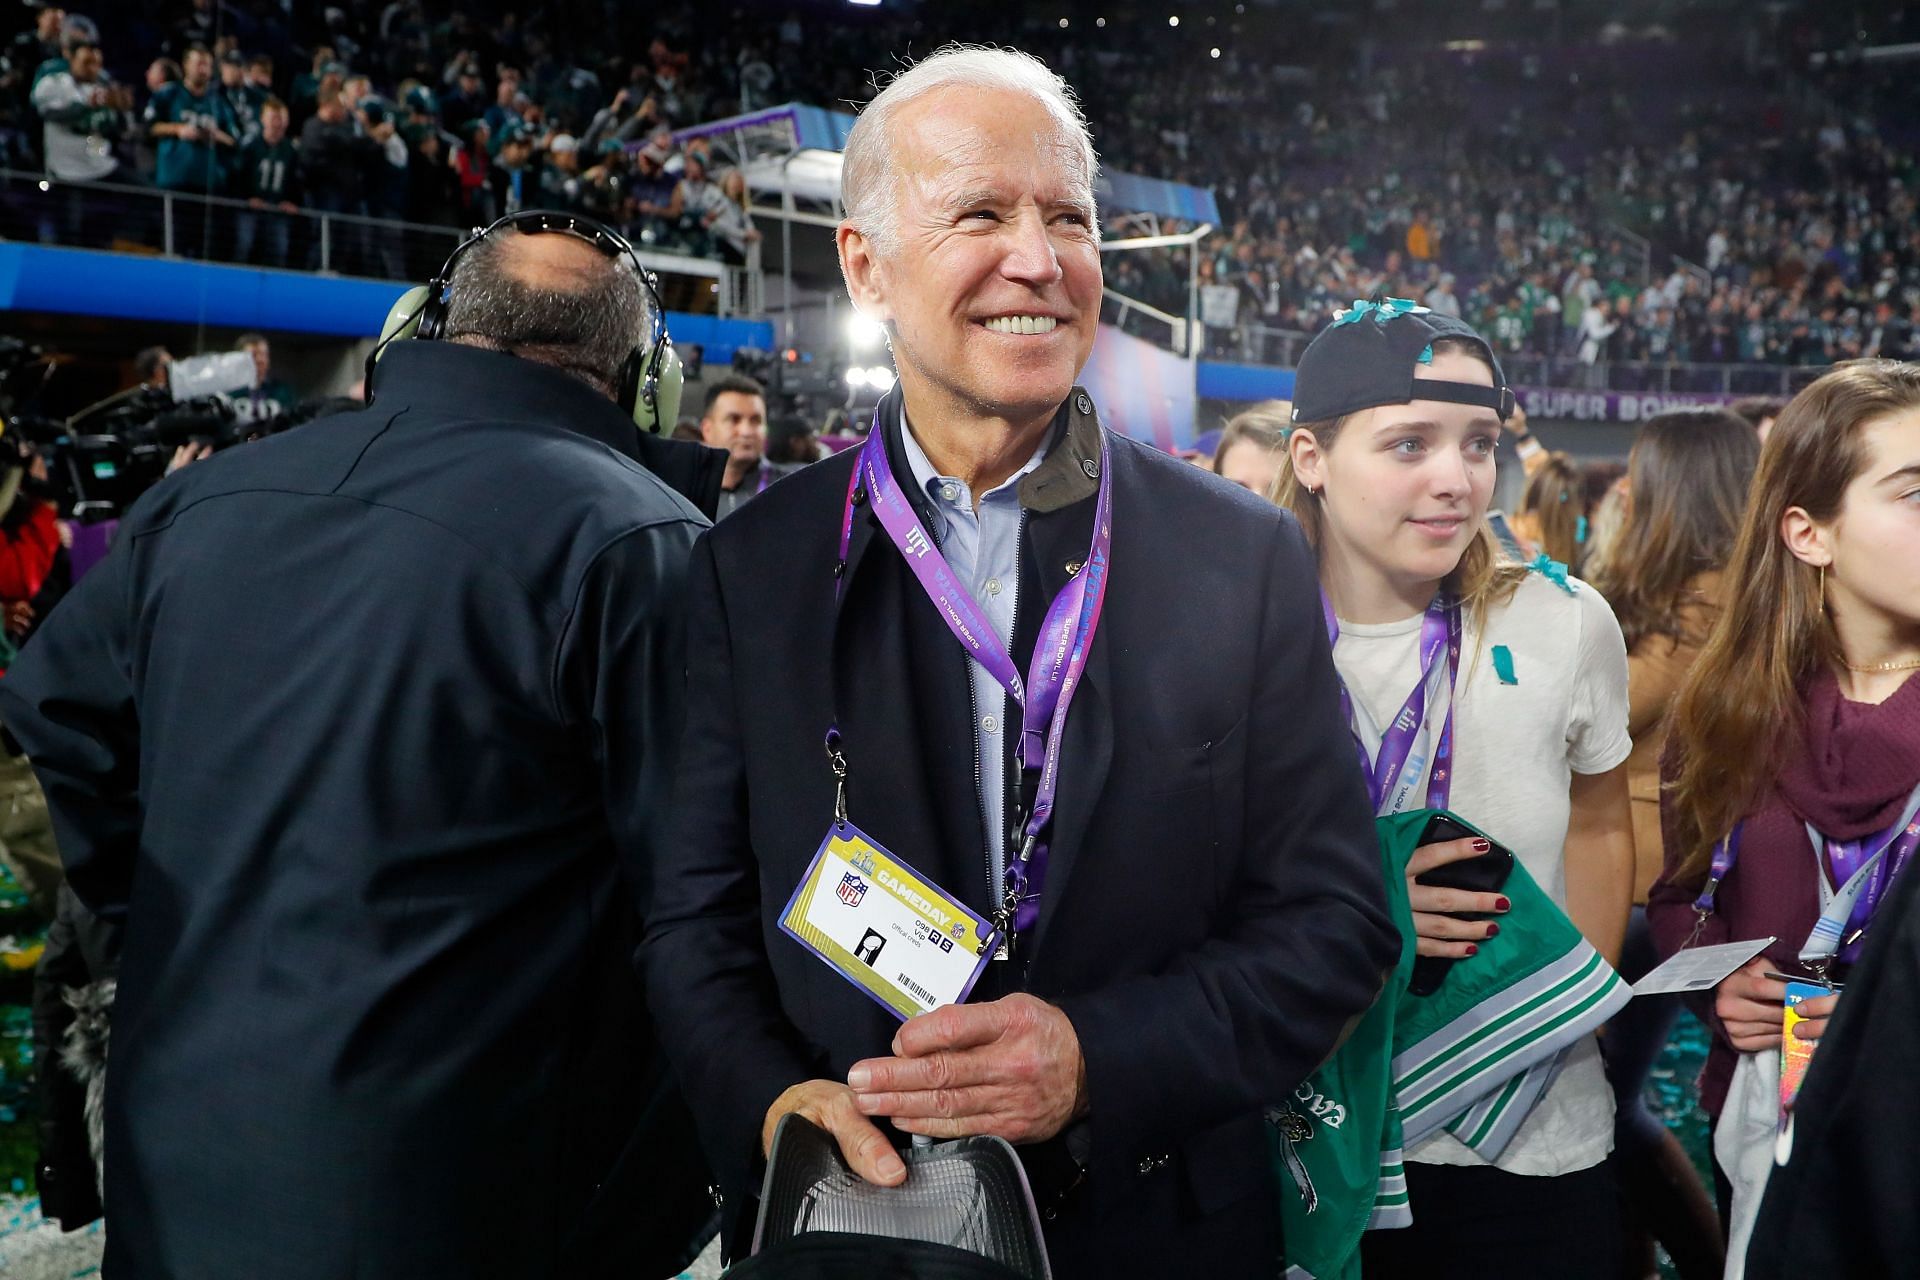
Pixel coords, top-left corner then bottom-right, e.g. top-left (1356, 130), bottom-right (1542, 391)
top-left (1495, 896), bottom-right (1511, 912)
top-left (1485, 923), bottom-right (1500, 939)
top-left (1465, 944), bottom-right (1479, 957)
top-left (1471, 839), bottom-right (1492, 853)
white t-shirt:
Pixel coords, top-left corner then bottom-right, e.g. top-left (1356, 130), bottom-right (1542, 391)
top-left (1331, 570), bottom-right (1633, 1176)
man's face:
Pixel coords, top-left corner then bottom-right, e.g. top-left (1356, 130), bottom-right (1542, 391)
top-left (184, 50), bottom-right (211, 91)
top-left (37, 8), bottom-right (63, 39)
top-left (70, 46), bottom-right (100, 81)
top-left (840, 86), bottom-right (1101, 429)
top-left (146, 60), bottom-right (170, 90)
top-left (249, 60), bottom-right (272, 87)
top-left (261, 108), bottom-right (286, 142)
top-left (701, 391), bottom-right (768, 465)
top-left (220, 60), bottom-right (242, 87)
top-left (246, 341), bottom-right (270, 384)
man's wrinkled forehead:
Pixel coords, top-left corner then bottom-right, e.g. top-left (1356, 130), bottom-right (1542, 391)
top-left (892, 93), bottom-right (1093, 211)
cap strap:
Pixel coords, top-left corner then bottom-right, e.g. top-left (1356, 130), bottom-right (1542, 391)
top-left (1413, 379), bottom-right (1516, 422)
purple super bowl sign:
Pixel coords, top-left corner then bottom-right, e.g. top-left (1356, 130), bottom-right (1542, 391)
top-left (1516, 387), bottom-right (1736, 423)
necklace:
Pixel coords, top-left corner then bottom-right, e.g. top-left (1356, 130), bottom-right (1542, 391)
top-left (1840, 655), bottom-right (1920, 673)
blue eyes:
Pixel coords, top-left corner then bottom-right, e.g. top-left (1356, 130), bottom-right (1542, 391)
top-left (1390, 436), bottom-right (1497, 458)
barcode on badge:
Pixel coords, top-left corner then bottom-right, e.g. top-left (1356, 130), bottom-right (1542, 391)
top-left (898, 973), bottom-right (936, 1008)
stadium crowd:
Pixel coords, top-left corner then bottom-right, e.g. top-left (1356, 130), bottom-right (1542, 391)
top-left (4, 2), bottom-right (1920, 375)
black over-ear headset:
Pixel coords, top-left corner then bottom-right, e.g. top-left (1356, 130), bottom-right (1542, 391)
top-left (366, 209), bottom-right (684, 432)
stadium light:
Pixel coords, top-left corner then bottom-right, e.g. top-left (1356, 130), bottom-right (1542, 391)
top-left (1096, 16), bottom-right (1106, 27)
top-left (1169, 15), bottom-right (1180, 26)
top-left (1210, 47), bottom-right (1221, 58)
top-left (1058, 17), bottom-right (1069, 27)
top-left (846, 367), bottom-right (869, 388)
top-left (867, 366), bottom-right (896, 391)
top-left (846, 311), bottom-right (887, 348)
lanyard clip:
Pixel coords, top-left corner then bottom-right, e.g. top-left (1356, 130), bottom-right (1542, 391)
top-left (824, 730), bottom-right (850, 828)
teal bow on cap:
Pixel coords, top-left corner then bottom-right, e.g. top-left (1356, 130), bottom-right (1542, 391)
top-left (1527, 553), bottom-right (1576, 595)
top-left (1330, 296), bottom-right (1431, 328)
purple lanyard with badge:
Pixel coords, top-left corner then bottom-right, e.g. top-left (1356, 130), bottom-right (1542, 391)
top-left (1321, 593), bottom-right (1462, 815)
top-left (1692, 780), bottom-right (1920, 976)
top-left (831, 408), bottom-right (1113, 952)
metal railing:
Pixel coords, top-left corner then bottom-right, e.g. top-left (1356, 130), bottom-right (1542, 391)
top-left (1224, 326), bottom-right (1819, 397)
top-left (0, 169), bottom-right (763, 315)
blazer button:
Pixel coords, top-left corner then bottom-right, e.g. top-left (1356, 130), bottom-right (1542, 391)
top-left (1076, 393), bottom-right (1092, 414)
top-left (1064, 560), bottom-right (1083, 577)
top-left (1081, 458), bottom-right (1099, 479)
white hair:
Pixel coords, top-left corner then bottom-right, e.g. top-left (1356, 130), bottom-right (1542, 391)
top-left (840, 44), bottom-right (1099, 259)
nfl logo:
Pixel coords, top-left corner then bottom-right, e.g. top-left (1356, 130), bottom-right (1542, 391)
top-left (837, 873), bottom-right (868, 907)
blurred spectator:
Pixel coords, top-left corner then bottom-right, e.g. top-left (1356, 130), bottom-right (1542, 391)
top-left (300, 86), bottom-right (370, 268)
top-left (217, 49), bottom-right (261, 145)
top-left (766, 414), bottom-right (822, 466)
top-left (133, 345), bottom-right (172, 391)
top-left (288, 44), bottom-right (335, 122)
top-left (145, 45), bottom-right (237, 194)
top-left (1728, 395), bottom-right (1787, 443)
top-left (1212, 402), bottom-right (1290, 495)
top-left (706, 167), bottom-right (759, 265)
top-left (233, 98), bottom-right (299, 267)
top-left (236, 333), bottom-right (296, 416)
top-left (32, 36), bottom-right (131, 184)
top-left (487, 118), bottom-right (535, 216)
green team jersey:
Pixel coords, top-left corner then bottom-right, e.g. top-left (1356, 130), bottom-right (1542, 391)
top-left (237, 136), bottom-right (297, 202)
top-left (1516, 280), bottom-right (1545, 327)
top-left (145, 82), bottom-right (239, 192)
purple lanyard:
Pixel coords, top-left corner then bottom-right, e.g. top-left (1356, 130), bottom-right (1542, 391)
top-left (1693, 782), bottom-right (1920, 968)
top-left (834, 412), bottom-right (1114, 942)
top-left (757, 464), bottom-right (774, 495)
top-left (1322, 593), bottom-right (1461, 815)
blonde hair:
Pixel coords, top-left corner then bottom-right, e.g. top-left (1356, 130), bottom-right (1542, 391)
top-left (1213, 400), bottom-right (1290, 474)
top-left (1270, 338), bottom-right (1526, 628)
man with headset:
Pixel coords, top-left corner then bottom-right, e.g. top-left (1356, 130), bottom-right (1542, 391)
top-left (0, 212), bottom-right (722, 1278)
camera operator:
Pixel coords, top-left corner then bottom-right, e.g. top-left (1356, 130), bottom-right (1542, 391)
top-left (0, 211), bottom-right (723, 1278)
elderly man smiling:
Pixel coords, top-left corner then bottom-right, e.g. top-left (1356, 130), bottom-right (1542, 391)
top-left (644, 46), bottom-right (1397, 1274)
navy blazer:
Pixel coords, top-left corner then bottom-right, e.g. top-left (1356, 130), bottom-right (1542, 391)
top-left (644, 389), bottom-right (1398, 1277)
top-left (0, 341), bottom-right (720, 1279)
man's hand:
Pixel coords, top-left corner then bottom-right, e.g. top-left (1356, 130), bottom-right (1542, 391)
top-left (5, 600), bottom-right (34, 635)
top-left (167, 441), bottom-right (213, 474)
top-left (178, 122), bottom-right (203, 142)
top-left (846, 993), bottom-right (1087, 1144)
top-left (1715, 958), bottom-right (1789, 1053)
top-left (763, 1079), bottom-right (905, 1186)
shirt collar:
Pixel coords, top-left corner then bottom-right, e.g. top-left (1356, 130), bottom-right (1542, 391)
top-left (898, 401), bottom-right (1051, 510)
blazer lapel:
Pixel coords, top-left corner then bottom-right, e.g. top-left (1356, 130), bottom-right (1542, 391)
top-left (1020, 403), bottom-right (1116, 957)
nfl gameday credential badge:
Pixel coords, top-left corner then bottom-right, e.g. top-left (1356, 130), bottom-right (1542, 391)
top-left (779, 822), bottom-right (998, 1021)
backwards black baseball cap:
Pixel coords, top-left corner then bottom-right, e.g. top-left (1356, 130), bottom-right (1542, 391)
top-left (1290, 297), bottom-right (1515, 425)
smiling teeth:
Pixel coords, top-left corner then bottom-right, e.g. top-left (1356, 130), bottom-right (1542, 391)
top-left (985, 316), bottom-right (1058, 335)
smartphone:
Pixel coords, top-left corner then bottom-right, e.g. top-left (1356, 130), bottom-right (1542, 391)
top-left (1486, 509), bottom-right (1525, 561)
top-left (1408, 812), bottom-right (1516, 998)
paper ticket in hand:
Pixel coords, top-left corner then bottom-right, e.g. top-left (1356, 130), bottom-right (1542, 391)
top-left (779, 821), bottom-right (998, 1022)
top-left (1630, 937), bottom-right (1777, 997)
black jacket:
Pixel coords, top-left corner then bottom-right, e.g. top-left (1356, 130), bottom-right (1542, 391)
top-left (1747, 814), bottom-right (1920, 1280)
top-left (0, 340), bottom-right (721, 1278)
top-left (643, 388), bottom-right (1398, 1277)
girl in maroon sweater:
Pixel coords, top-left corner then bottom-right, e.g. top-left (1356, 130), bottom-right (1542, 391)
top-left (1649, 360), bottom-right (1920, 1271)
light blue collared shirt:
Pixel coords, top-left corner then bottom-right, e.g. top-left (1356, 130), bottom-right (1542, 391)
top-left (899, 412), bottom-right (1048, 901)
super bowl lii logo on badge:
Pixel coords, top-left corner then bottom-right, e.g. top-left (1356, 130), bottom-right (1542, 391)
top-left (837, 873), bottom-right (868, 907)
